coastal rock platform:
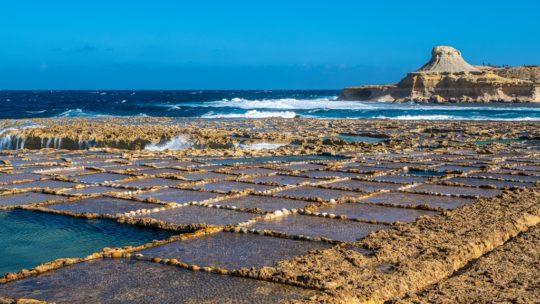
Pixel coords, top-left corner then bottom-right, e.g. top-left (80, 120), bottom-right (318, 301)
top-left (0, 118), bottom-right (538, 303)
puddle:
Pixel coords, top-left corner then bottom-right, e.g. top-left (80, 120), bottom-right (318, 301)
top-left (317, 203), bottom-right (438, 223)
top-left (323, 180), bottom-right (403, 192)
top-left (139, 232), bottom-right (330, 269)
top-left (365, 192), bottom-right (475, 209)
top-left (402, 169), bottom-right (446, 177)
top-left (474, 139), bottom-right (525, 146)
top-left (408, 184), bottom-right (502, 198)
top-left (0, 192), bottom-right (67, 208)
top-left (275, 186), bottom-right (366, 202)
top-left (135, 188), bottom-right (224, 204)
top-left (218, 195), bottom-right (311, 212)
top-left (0, 259), bottom-right (316, 303)
top-left (251, 214), bottom-right (387, 242)
top-left (195, 181), bottom-right (276, 193)
top-left (135, 206), bottom-right (258, 227)
top-left (323, 134), bottom-right (387, 144)
top-left (0, 210), bottom-right (175, 275)
top-left (47, 197), bottom-right (158, 216)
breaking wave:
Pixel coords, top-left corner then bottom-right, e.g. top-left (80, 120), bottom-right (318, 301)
top-left (144, 134), bottom-right (192, 151)
top-left (376, 115), bottom-right (540, 121)
top-left (202, 110), bottom-right (297, 119)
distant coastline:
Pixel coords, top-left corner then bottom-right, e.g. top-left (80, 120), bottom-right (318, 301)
top-left (340, 46), bottom-right (540, 103)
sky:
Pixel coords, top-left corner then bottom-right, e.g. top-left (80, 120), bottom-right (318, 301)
top-left (1, 0), bottom-right (539, 90)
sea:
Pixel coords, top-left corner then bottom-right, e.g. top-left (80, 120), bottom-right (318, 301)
top-left (1, 90), bottom-right (539, 121)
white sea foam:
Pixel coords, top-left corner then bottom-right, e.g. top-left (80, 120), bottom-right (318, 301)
top-left (144, 134), bottom-right (192, 151)
top-left (202, 110), bottom-right (297, 119)
top-left (237, 142), bottom-right (287, 150)
top-left (58, 108), bottom-right (103, 118)
top-left (376, 115), bottom-right (540, 121)
top-left (56, 109), bottom-right (148, 118)
top-left (194, 97), bottom-right (381, 110)
top-left (25, 110), bottom-right (47, 114)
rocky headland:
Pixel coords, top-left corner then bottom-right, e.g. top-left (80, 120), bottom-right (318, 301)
top-left (340, 46), bottom-right (540, 103)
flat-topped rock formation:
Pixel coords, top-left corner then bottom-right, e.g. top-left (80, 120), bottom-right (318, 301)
top-left (340, 46), bottom-right (540, 103)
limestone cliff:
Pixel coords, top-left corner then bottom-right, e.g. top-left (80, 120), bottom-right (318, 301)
top-left (340, 46), bottom-right (540, 103)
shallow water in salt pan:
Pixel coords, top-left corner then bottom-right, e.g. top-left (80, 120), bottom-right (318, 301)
top-left (0, 259), bottom-right (316, 303)
top-left (0, 210), bottom-right (175, 275)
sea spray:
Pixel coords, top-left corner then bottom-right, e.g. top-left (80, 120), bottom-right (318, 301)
top-left (0, 123), bottom-right (42, 150)
top-left (144, 134), bottom-right (192, 151)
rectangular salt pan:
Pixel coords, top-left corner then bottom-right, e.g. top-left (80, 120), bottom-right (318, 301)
top-left (218, 195), bottom-right (311, 212)
top-left (47, 197), bottom-right (158, 216)
top-left (0, 173), bottom-right (43, 184)
top-left (299, 170), bottom-right (370, 179)
top-left (275, 186), bottom-right (367, 202)
top-left (227, 167), bottom-right (283, 176)
top-left (134, 206), bottom-right (259, 227)
top-left (113, 177), bottom-right (188, 189)
top-left (135, 188), bottom-right (223, 204)
top-left (369, 175), bottom-right (429, 184)
top-left (195, 181), bottom-right (276, 193)
top-left (317, 202), bottom-right (438, 223)
top-left (247, 175), bottom-right (320, 186)
top-left (251, 214), bottom-right (387, 242)
top-left (0, 259), bottom-right (315, 303)
top-left (75, 173), bottom-right (131, 184)
top-left (179, 171), bottom-right (234, 181)
top-left (63, 186), bottom-right (130, 196)
top-left (0, 210), bottom-right (174, 275)
top-left (323, 180), bottom-right (403, 192)
top-left (408, 184), bottom-right (502, 198)
top-left (445, 177), bottom-right (534, 189)
top-left (0, 192), bottom-right (67, 207)
top-left (139, 232), bottom-right (330, 269)
top-left (364, 192), bottom-right (475, 209)
top-left (468, 172), bottom-right (540, 183)
top-left (0, 180), bottom-right (77, 190)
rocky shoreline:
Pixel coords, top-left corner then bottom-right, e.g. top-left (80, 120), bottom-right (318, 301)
top-left (340, 46), bottom-right (540, 103)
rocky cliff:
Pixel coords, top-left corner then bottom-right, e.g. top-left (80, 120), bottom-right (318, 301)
top-left (340, 46), bottom-right (540, 103)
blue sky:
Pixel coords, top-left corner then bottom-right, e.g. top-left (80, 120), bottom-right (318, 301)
top-left (1, 0), bottom-right (539, 89)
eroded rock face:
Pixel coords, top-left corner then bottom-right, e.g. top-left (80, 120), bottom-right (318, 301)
top-left (340, 46), bottom-right (540, 103)
top-left (418, 46), bottom-right (480, 73)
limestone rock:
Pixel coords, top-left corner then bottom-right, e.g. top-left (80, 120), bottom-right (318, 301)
top-left (340, 46), bottom-right (540, 103)
top-left (418, 46), bottom-right (481, 73)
